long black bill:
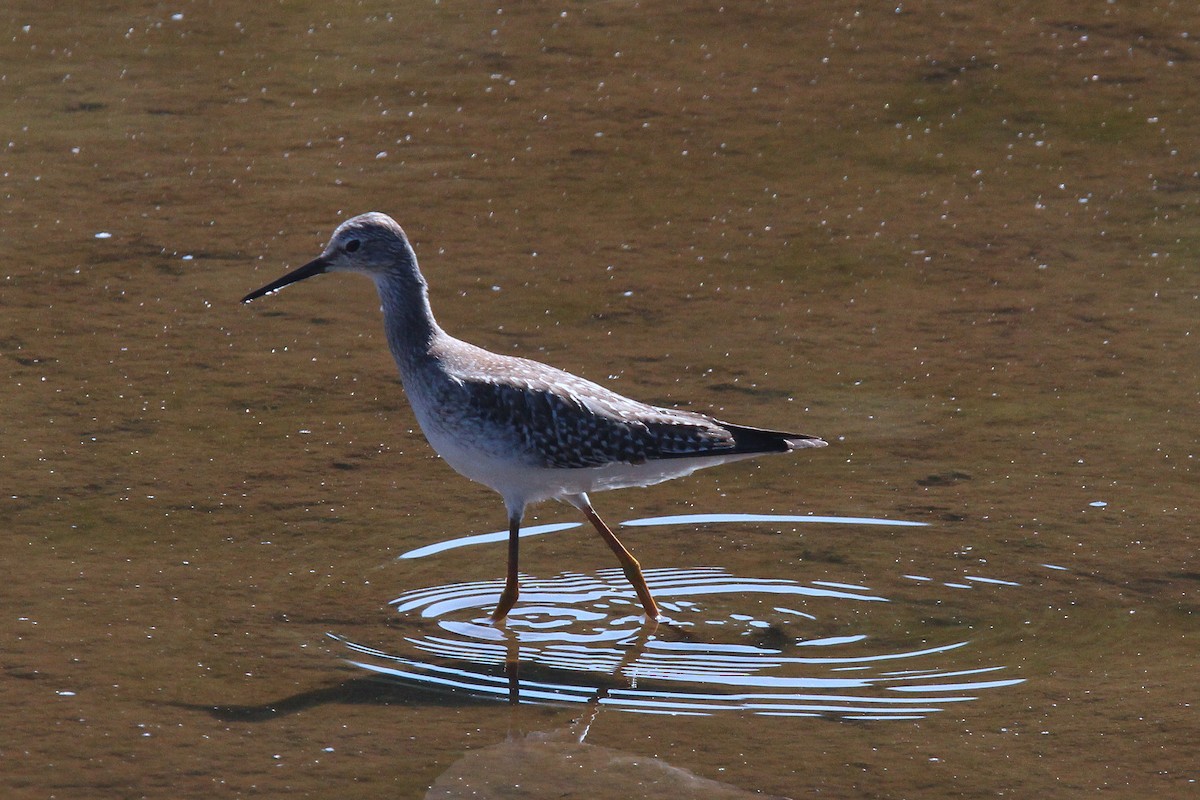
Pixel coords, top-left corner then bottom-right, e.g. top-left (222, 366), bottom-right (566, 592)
top-left (241, 255), bottom-right (329, 303)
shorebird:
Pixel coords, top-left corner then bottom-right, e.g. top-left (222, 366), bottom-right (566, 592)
top-left (242, 213), bottom-right (826, 622)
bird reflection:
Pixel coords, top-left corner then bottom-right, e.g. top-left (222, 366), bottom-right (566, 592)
top-left (339, 565), bottom-right (1022, 719)
top-left (497, 616), bottom-right (656, 720)
top-left (430, 621), bottom-right (786, 800)
top-left (424, 730), bottom-right (785, 800)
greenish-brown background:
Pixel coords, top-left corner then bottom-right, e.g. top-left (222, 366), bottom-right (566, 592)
top-left (3, 2), bottom-right (1196, 797)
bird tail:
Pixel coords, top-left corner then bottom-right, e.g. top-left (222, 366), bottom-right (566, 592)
top-left (785, 434), bottom-right (828, 450)
top-left (725, 423), bottom-right (828, 454)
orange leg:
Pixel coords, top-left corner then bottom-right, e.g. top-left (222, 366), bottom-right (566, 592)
top-left (578, 501), bottom-right (660, 621)
top-left (492, 514), bottom-right (521, 622)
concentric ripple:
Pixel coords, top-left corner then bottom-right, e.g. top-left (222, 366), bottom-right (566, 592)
top-left (333, 558), bottom-right (1024, 719)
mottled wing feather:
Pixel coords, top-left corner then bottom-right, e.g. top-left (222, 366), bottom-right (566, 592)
top-left (459, 375), bottom-right (736, 469)
top-left (444, 344), bottom-right (810, 469)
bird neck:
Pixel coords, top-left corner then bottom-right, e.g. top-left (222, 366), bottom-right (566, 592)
top-left (373, 269), bottom-right (444, 372)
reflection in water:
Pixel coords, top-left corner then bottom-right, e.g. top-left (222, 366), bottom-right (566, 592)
top-left (420, 622), bottom-right (788, 798)
top-left (399, 522), bottom-right (583, 560)
top-left (623, 512), bottom-right (930, 528)
top-left (424, 728), bottom-right (787, 800)
top-left (338, 528), bottom-right (1022, 719)
top-left (398, 512), bottom-right (928, 560)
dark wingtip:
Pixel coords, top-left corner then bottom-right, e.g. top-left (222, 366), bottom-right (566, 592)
top-left (725, 424), bottom-right (825, 454)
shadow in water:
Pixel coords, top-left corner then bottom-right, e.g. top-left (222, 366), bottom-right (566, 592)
top-left (339, 508), bottom-right (1024, 718)
top-left (183, 627), bottom-right (790, 797)
top-left (183, 514), bottom-right (1026, 796)
top-left (424, 723), bottom-right (788, 799)
top-left (185, 514), bottom-right (1022, 726)
top-left (340, 512), bottom-right (1023, 720)
top-left (421, 626), bottom-right (792, 798)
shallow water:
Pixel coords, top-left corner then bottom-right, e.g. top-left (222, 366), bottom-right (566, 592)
top-left (3, 2), bottom-right (1197, 798)
top-left (339, 517), bottom-right (1025, 722)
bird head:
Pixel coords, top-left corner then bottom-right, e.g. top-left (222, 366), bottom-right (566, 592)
top-left (242, 212), bottom-right (415, 303)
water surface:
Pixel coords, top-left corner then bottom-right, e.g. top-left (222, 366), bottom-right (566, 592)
top-left (3, 2), bottom-right (1197, 798)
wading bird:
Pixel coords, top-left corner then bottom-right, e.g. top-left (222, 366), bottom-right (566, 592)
top-left (242, 213), bottom-right (826, 622)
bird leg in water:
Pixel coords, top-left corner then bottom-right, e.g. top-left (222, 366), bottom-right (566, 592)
top-left (578, 501), bottom-right (660, 621)
top-left (492, 513), bottom-right (521, 622)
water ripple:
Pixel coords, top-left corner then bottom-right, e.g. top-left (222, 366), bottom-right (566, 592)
top-left (332, 564), bottom-right (1023, 719)
top-left (397, 513), bottom-right (928, 560)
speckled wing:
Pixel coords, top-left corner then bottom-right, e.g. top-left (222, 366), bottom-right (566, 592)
top-left (453, 356), bottom-right (800, 469)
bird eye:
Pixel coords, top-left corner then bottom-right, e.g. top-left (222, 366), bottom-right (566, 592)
top-left (344, 239), bottom-right (361, 253)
